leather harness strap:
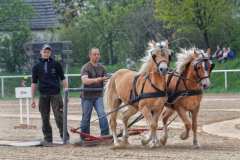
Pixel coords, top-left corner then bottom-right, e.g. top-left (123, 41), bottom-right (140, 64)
top-left (166, 69), bottom-right (203, 110)
top-left (128, 75), bottom-right (167, 109)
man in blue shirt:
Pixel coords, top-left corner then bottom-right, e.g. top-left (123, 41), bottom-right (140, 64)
top-left (227, 47), bottom-right (234, 60)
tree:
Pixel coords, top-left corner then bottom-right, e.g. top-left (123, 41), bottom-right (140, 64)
top-left (116, 0), bottom-right (176, 61)
top-left (154, 0), bottom-right (237, 49)
top-left (0, 28), bottom-right (33, 72)
top-left (79, 0), bottom-right (128, 65)
top-left (0, 0), bottom-right (35, 30)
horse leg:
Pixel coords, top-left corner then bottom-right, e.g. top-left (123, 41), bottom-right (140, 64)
top-left (110, 111), bottom-right (120, 146)
top-left (175, 106), bottom-right (191, 140)
top-left (191, 104), bottom-right (202, 150)
top-left (149, 130), bottom-right (160, 148)
top-left (160, 108), bottom-right (175, 146)
top-left (141, 105), bottom-right (163, 146)
top-left (121, 108), bottom-right (138, 145)
top-left (108, 96), bottom-right (122, 146)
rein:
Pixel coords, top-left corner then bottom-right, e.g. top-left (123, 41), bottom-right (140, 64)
top-left (149, 70), bottom-right (199, 84)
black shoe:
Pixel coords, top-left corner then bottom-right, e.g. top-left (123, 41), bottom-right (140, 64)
top-left (44, 140), bottom-right (52, 143)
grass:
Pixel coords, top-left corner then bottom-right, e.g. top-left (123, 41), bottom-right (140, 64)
top-left (0, 58), bottom-right (240, 100)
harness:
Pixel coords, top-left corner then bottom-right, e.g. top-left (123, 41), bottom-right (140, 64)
top-left (128, 75), bottom-right (167, 109)
top-left (166, 53), bottom-right (215, 110)
top-left (128, 45), bottom-right (172, 109)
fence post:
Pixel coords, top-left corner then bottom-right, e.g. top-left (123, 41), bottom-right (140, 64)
top-left (225, 71), bottom-right (227, 89)
top-left (63, 89), bottom-right (69, 144)
top-left (66, 75), bottom-right (69, 86)
top-left (2, 77), bottom-right (4, 98)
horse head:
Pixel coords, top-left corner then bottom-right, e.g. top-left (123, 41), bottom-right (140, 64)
top-left (151, 40), bottom-right (172, 76)
top-left (192, 48), bottom-right (212, 90)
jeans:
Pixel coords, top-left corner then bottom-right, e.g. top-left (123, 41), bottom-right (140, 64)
top-left (80, 97), bottom-right (109, 140)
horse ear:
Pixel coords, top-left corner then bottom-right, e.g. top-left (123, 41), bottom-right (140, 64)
top-left (152, 40), bottom-right (156, 47)
top-left (206, 48), bottom-right (211, 57)
top-left (194, 49), bottom-right (199, 58)
top-left (165, 40), bottom-right (168, 48)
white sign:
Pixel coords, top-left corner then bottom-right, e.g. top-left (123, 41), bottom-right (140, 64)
top-left (15, 87), bottom-right (31, 98)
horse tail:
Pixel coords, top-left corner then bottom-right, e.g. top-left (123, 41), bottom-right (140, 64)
top-left (103, 79), bottom-right (111, 110)
top-left (103, 76), bottom-right (135, 128)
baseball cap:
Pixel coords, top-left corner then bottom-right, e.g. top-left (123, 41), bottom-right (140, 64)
top-left (41, 44), bottom-right (51, 50)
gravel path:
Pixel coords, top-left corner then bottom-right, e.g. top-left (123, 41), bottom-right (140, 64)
top-left (0, 94), bottom-right (240, 160)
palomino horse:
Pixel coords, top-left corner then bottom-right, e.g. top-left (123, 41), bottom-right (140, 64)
top-left (158, 48), bottom-right (212, 150)
top-left (104, 40), bottom-right (172, 147)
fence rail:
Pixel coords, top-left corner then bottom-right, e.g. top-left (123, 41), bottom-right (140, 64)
top-left (1, 70), bottom-right (240, 98)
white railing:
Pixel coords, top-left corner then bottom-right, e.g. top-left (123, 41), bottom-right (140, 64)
top-left (211, 70), bottom-right (240, 90)
top-left (0, 74), bottom-right (81, 98)
top-left (0, 70), bottom-right (240, 98)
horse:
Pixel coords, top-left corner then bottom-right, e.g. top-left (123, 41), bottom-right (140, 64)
top-left (157, 48), bottom-right (213, 150)
top-left (104, 40), bottom-right (172, 147)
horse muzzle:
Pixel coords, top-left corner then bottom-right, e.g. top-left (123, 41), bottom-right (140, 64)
top-left (159, 66), bottom-right (169, 77)
top-left (201, 81), bottom-right (210, 90)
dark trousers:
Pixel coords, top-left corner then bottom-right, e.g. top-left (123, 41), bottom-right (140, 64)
top-left (39, 93), bottom-right (69, 142)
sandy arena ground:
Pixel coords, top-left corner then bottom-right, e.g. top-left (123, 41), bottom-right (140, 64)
top-left (0, 94), bottom-right (240, 160)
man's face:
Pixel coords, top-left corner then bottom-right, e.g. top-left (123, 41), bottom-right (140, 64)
top-left (40, 49), bottom-right (51, 59)
top-left (217, 46), bottom-right (220, 50)
top-left (89, 49), bottom-right (100, 62)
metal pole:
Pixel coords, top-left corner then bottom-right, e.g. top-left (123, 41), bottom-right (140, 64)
top-left (20, 98), bottom-right (23, 124)
top-left (26, 98), bottom-right (29, 128)
top-left (62, 88), bottom-right (104, 144)
top-left (2, 77), bottom-right (4, 98)
top-left (63, 90), bottom-right (68, 144)
top-left (66, 75), bottom-right (69, 86)
top-left (225, 71), bottom-right (227, 89)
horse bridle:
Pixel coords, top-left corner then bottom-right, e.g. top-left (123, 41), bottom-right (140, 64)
top-left (193, 53), bottom-right (215, 83)
top-left (151, 45), bottom-right (172, 68)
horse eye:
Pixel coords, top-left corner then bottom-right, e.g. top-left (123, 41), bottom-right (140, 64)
top-left (198, 66), bottom-right (201, 70)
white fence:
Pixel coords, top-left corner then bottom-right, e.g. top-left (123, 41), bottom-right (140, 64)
top-left (0, 74), bottom-right (81, 98)
top-left (1, 70), bottom-right (240, 98)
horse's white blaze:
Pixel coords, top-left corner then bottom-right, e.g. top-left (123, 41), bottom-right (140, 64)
top-left (202, 62), bottom-right (210, 85)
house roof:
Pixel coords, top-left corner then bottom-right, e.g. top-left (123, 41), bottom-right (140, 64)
top-left (24, 0), bottom-right (60, 30)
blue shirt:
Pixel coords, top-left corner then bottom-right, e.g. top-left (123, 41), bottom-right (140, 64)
top-left (227, 51), bottom-right (234, 60)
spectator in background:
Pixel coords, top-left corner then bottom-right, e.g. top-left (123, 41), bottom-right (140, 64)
top-left (227, 47), bottom-right (234, 60)
top-left (218, 47), bottom-right (228, 61)
top-left (209, 45), bottom-right (223, 60)
top-left (126, 58), bottom-right (137, 69)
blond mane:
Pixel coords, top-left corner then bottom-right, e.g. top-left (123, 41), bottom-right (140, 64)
top-left (176, 48), bottom-right (208, 75)
top-left (137, 42), bottom-right (172, 78)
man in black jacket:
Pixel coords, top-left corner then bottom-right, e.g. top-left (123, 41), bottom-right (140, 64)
top-left (31, 44), bottom-right (69, 143)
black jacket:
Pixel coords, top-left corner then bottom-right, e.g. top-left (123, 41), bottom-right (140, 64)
top-left (32, 57), bottom-right (65, 94)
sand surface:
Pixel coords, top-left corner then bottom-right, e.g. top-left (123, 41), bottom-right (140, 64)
top-left (0, 94), bottom-right (240, 160)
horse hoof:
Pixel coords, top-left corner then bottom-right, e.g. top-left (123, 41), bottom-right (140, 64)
top-left (180, 132), bottom-right (188, 140)
top-left (160, 137), bottom-right (167, 146)
top-left (141, 138), bottom-right (148, 145)
top-left (194, 143), bottom-right (202, 150)
top-left (195, 146), bottom-right (202, 150)
top-left (120, 139), bottom-right (130, 146)
top-left (150, 142), bottom-right (158, 148)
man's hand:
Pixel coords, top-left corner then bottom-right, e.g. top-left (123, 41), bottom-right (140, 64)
top-left (95, 77), bottom-right (109, 83)
top-left (31, 99), bottom-right (36, 109)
